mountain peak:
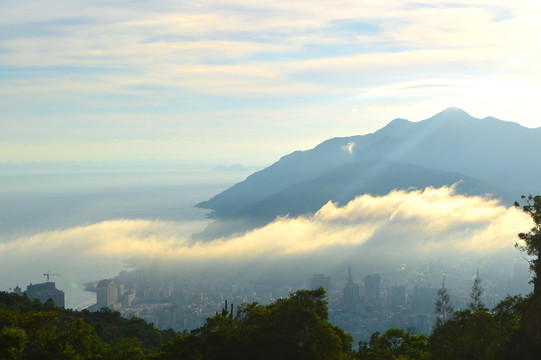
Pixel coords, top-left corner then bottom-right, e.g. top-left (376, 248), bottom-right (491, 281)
top-left (441, 106), bottom-right (468, 113)
top-left (380, 108), bottom-right (474, 136)
top-left (430, 107), bottom-right (474, 119)
top-left (388, 117), bottom-right (410, 124)
top-left (377, 117), bottom-right (413, 137)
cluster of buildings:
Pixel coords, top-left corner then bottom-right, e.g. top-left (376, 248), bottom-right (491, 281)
top-left (316, 269), bottom-right (438, 341)
top-left (93, 279), bottom-right (136, 309)
top-left (82, 268), bottom-right (297, 331)
top-left (315, 259), bottom-right (530, 342)
top-left (338, 270), bottom-right (411, 314)
top-left (10, 257), bottom-right (531, 345)
top-left (78, 257), bottom-right (530, 341)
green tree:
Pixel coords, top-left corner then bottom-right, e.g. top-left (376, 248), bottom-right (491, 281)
top-left (492, 294), bottom-right (530, 358)
top-left (468, 270), bottom-right (486, 313)
top-left (0, 327), bottom-right (28, 360)
top-left (514, 194), bottom-right (541, 297)
top-left (0, 291), bottom-right (157, 359)
top-left (158, 288), bottom-right (354, 360)
top-left (357, 328), bottom-right (428, 360)
top-left (434, 275), bottom-right (453, 326)
top-left (428, 294), bottom-right (530, 360)
top-left (428, 310), bottom-right (499, 360)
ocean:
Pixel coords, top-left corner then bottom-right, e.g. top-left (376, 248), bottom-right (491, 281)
top-left (0, 162), bottom-right (253, 309)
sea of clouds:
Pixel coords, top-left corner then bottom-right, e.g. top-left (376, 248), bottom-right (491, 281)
top-left (0, 186), bottom-right (532, 280)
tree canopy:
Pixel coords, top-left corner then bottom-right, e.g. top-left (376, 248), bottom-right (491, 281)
top-left (157, 288), bottom-right (354, 360)
top-left (515, 194), bottom-right (541, 297)
top-left (0, 291), bottom-right (172, 359)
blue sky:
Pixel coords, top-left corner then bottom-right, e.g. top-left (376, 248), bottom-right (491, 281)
top-left (2, 0), bottom-right (541, 165)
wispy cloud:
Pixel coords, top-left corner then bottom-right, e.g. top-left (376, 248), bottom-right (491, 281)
top-left (341, 142), bottom-right (356, 155)
top-left (2, 0), bottom-right (541, 162)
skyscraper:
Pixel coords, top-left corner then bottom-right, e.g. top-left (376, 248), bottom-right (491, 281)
top-left (96, 279), bottom-right (118, 308)
top-left (343, 266), bottom-right (360, 313)
top-left (364, 273), bottom-right (381, 310)
top-left (390, 285), bottom-right (406, 309)
top-left (309, 274), bottom-right (331, 294)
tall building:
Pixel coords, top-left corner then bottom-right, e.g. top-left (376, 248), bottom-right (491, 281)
top-left (97, 279), bottom-right (118, 308)
top-left (390, 285), bottom-right (406, 309)
top-left (364, 273), bottom-right (381, 303)
top-left (343, 267), bottom-right (360, 313)
top-left (412, 286), bottom-right (438, 313)
top-left (364, 273), bottom-right (382, 311)
top-left (26, 282), bottom-right (65, 308)
top-left (309, 274), bottom-right (331, 294)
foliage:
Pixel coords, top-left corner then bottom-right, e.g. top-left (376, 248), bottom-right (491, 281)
top-left (428, 294), bottom-right (529, 360)
top-left (157, 288), bottom-right (354, 360)
top-left (0, 291), bottom-right (172, 359)
top-left (0, 326), bottom-right (28, 360)
top-left (515, 194), bottom-right (541, 296)
top-left (434, 276), bottom-right (453, 327)
top-left (0, 307), bottom-right (114, 359)
top-left (467, 271), bottom-right (486, 313)
top-left (356, 328), bottom-right (428, 359)
top-left (0, 287), bottom-right (534, 359)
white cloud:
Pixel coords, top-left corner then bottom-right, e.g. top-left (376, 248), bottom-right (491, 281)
top-left (341, 142), bottom-right (356, 155)
top-left (2, 0), bottom-right (541, 161)
top-left (0, 187), bottom-right (532, 266)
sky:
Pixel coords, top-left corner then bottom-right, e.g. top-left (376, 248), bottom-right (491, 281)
top-left (2, 0), bottom-right (541, 165)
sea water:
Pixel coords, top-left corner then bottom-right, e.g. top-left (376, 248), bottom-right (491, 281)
top-left (0, 162), bottom-right (253, 309)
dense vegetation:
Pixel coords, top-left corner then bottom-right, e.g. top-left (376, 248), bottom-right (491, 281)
top-left (2, 195), bottom-right (540, 359)
top-left (0, 287), bottom-right (536, 360)
top-left (355, 288), bottom-right (533, 359)
top-left (156, 288), bottom-right (353, 360)
top-left (0, 291), bottom-right (174, 359)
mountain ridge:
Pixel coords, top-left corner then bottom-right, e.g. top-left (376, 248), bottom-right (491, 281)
top-left (194, 108), bottom-right (541, 239)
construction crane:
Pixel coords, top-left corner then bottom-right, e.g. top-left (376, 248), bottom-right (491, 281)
top-left (43, 271), bottom-right (60, 283)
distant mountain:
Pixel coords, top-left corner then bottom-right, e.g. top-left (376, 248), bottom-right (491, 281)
top-left (195, 108), bottom-right (541, 239)
top-left (212, 163), bottom-right (247, 171)
top-left (233, 159), bottom-right (507, 221)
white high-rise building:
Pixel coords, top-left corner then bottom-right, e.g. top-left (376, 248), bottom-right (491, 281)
top-left (96, 279), bottom-right (118, 308)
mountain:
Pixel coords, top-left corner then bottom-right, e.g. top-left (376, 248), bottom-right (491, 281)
top-left (195, 108), bottom-right (541, 238)
top-left (233, 159), bottom-right (507, 221)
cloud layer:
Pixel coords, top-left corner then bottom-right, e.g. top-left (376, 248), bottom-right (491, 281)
top-left (0, 187), bottom-right (531, 265)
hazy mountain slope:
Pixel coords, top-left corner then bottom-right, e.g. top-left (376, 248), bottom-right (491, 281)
top-left (356, 108), bottom-right (541, 192)
top-left (196, 108), bottom-right (541, 220)
top-left (233, 158), bottom-right (507, 221)
top-left (193, 158), bottom-right (507, 240)
top-left (196, 135), bottom-right (382, 217)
